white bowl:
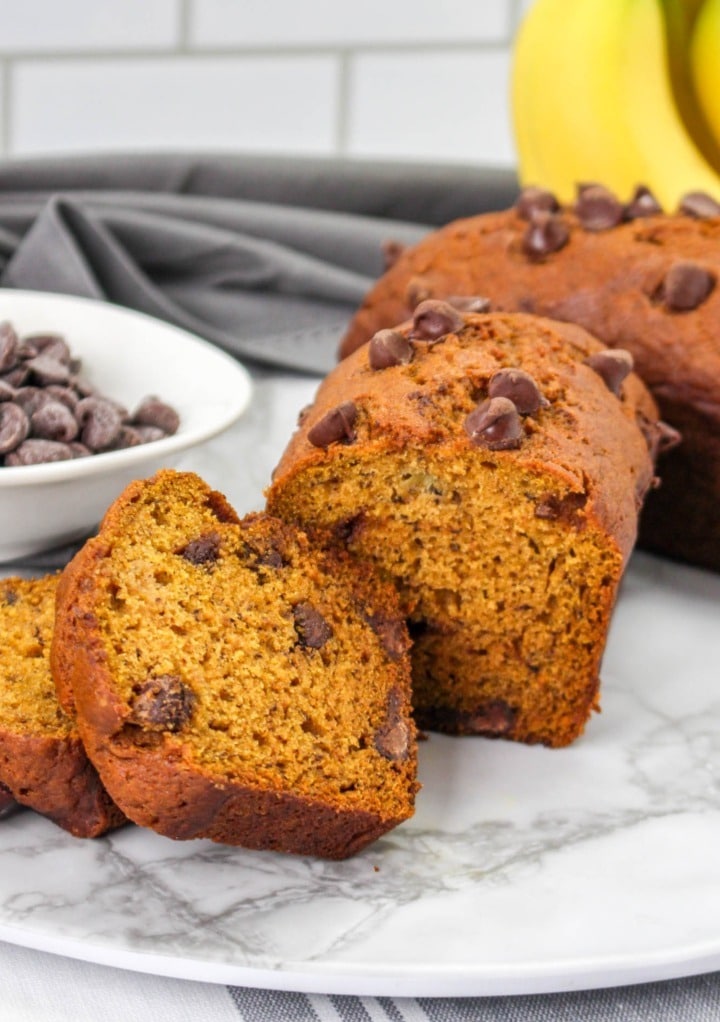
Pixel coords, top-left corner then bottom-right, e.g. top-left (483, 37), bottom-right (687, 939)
top-left (0, 290), bottom-right (253, 563)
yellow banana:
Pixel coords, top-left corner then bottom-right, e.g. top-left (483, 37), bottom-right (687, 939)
top-left (690, 0), bottom-right (720, 148)
top-left (512, 0), bottom-right (720, 209)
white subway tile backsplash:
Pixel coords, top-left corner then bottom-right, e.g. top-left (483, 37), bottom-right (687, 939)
top-left (0, 0), bottom-right (180, 54)
top-left (10, 57), bottom-right (340, 157)
top-left (189, 0), bottom-right (511, 48)
top-left (347, 50), bottom-right (516, 166)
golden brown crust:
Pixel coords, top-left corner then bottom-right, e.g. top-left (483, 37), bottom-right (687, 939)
top-left (52, 471), bottom-right (417, 859)
top-left (268, 311), bottom-right (659, 747)
top-left (339, 206), bottom-right (720, 570)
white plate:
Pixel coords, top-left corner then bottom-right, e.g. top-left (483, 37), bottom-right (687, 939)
top-left (0, 290), bottom-right (252, 562)
top-left (0, 537), bottom-right (718, 996)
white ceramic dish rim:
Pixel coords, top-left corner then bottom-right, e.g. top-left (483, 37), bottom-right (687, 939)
top-left (0, 290), bottom-right (253, 487)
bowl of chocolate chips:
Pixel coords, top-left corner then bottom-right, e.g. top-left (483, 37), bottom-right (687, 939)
top-left (0, 290), bottom-right (252, 562)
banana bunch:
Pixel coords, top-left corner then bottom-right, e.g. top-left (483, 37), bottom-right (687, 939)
top-left (512, 0), bottom-right (720, 210)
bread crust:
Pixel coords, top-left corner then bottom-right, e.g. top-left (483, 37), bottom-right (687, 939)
top-left (339, 205), bottom-right (720, 570)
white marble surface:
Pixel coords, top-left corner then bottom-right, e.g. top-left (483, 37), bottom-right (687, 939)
top-left (1, 370), bottom-right (720, 997)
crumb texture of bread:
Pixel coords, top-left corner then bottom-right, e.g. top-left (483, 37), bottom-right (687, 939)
top-left (339, 202), bottom-right (720, 571)
top-left (0, 575), bottom-right (125, 837)
top-left (268, 311), bottom-right (659, 747)
top-left (51, 470), bottom-right (417, 860)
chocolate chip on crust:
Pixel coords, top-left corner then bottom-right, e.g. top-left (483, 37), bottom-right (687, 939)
top-left (446, 295), bottom-right (492, 313)
top-left (307, 402), bottom-right (358, 448)
top-left (583, 349), bottom-right (634, 396)
top-left (515, 186), bottom-right (559, 220)
top-left (465, 397), bottom-right (523, 450)
top-left (368, 329), bottom-right (413, 370)
top-left (488, 367), bottom-right (548, 416)
top-left (293, 601), bottom-right (333, 649)
top-left (679, 191), bottom-right (720, 218)
top-left (130, 675), bottom-right (196, 732)
top-left (625, 185), bottom-right (662, 219)
top-left (521, 212), bottom-right (569, 260)
top-left (662, 261), bottom-right (715, 312)
top-left (410, 299), bottom-right (465, 341)
top-left (574, 184), bottom-right (625, 231)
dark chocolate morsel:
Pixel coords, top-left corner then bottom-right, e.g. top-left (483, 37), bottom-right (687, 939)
top-left (583, 348), bottom-right (633, 396)
top-left (25, 354), bottom-right (71, 386)
top-left (514, 186), bottom-right (559, 220)
top-left (374, 687), bottom-right (410, 761)
top-left (411, 299), bottom-right (465, 341)
top-left (132, 396), bottom-right (180, 436)
top-left (534, 491), bottom-right (588, 523)
top-left (381, 239), bottom-right (406, 270)
top-left (30, 400), bottom-right (79, 443)
top-left (447, 295), bottom-right (492, 313)
top-left (574, 184), bottom-right (624, 231)
top-left (177, 532), bottom-right (221, 565)
top-left (365, 612), bottom-right (408, 661)
top-left (662, 261), bottom-right (715, 312)
top-left (307, 401), bottom-right (358, 448)
top-left (4, 438), bottom-right (75, 465)
top-left (293, 601), bottom-right (333, 649)
top-left (130, 675), bottom-right (196, 732)
top-left (0, 402), bottom-right (30, 454)
top-left (488, 367), bottom-right (548, 416)
top-left (464, 396), bottom-right (523, 451)
top-left (654, 420), bottom-right (682, 455)
top-left (368, 329), bottom-right (413, 370)
top-left (679, 191), bottom-right (720, 218)
top-left (522, 212), bottom-right (570, 259)
top-left (405, 276), bottom-right (432, 310)
top-left (625, 185), bottom-right (662, 218)
top-left (0, 321), bottom-right (19, 372)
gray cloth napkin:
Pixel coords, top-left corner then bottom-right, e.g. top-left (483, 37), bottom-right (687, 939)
top-left (0, 152), bottom-right (518, 374)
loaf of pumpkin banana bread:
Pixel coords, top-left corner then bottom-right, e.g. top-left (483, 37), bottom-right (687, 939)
top-left (268, 305), bottom-right (663, 746)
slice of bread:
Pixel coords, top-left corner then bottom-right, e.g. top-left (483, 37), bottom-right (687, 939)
top-left (51, 470), bottom-right (418, 859)
top-left (0, 575), bottom-right (125, 837)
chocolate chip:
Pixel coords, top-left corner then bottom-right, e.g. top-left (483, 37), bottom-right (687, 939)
top-left (0, 381), bottom-right (15, 402)
top-left (521, 212), bottom-right (570, 259)
top-left (679, 191), bottom-right (720, 217)
top-left (132, 425), bottom-right (166, 444)
top-left (488, 367), bottom-right (548, 416)
top-left (75, 397), bottom-right (123, 450)
top-left (626, 185), bottom-right (662, 218)
top-left (25, 354), bottom-right (71, 386)
top-left (25, 333), bottom-right (71, 364)
top-left (30, 400), bottom-right (79, 443)
top-left (411, 299), bottom-right (465, 341)
top-left (0, 322), bottom-right (19, 372)
top-left (5, 439), bottom-right (75, 465)
top-left (464, 397), bottom-right (523, 450)
top-left (293, 601), bottom-right (333, 649)
top-left (241, 538), bottom-right (286, 571)
top-left (381, 239), bottom-right (406, 270)
top-left (405, 276), bottom-right (432, 309)
top-left (132, 396), bottom-right (180, 436)
top-left (374, 687), bottom-right (410, 761)
top-left (662, 261), bottom-right (715, 311)
top-left (13, 386), bottom-right (51, 416)
top-left (447, 295), bottom-right (492, 313)
top-left (177, 532), bottom-right (221, 565)
top-left (1, 586), bottom-right (18, 605)
top-left (515, 186), bottom-right (559, 220)
top-left (653, 420), bottom-right (682, 456)
top-left (365, 613), bottom-right (408, 661)
top-left (368, 329), bottom-right (413, 370)
top-left (583, 348), bottom-right (634, 396)
top-left (130, 675), bottom-right (196, 731)
top-left (307, 401), bottom-right (358, 448)
top-left (0, 402), bottom-right (29, 454)
top-left (575, 184), bottom-right (625, 231)
top-left (534, 491), bottom-right (588, 523)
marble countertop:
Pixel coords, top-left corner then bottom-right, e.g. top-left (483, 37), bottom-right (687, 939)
top-left (1, 369), bottom-right (719, 997)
